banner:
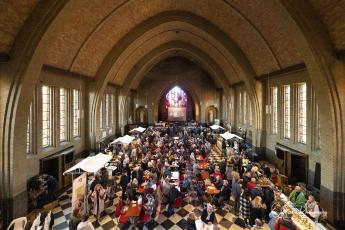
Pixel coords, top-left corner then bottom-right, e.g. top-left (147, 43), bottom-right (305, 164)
top-left (72, 173), bottom-right (87, 214)
top-left (168, 107), bottom-right (186, 121)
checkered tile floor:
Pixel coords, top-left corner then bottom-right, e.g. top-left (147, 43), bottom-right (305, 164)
top-left (52, 148), bottom-right (270, 230)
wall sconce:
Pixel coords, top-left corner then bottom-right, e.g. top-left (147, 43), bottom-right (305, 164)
top-left (145, 105), bottom-right (147, 109)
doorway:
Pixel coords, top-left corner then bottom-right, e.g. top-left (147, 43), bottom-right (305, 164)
top-left (275, 144), bottom-right (308, 184)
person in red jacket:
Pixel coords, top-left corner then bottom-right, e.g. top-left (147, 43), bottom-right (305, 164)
top-left (274, 211), bottom-right (297, 230)
top-left (247, 178), bottom-right (257, 191)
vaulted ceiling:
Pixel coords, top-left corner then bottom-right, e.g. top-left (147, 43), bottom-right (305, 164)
top-left (0, 0), bottom-right (344, 87)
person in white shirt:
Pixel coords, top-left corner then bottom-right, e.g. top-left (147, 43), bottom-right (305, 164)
top-left (77, 216), bottom-right (95, 230)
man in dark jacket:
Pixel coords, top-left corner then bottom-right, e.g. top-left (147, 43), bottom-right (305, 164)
top-left (131, 166), bottom-right (144, 184)
top-left (215, 180), bottom-right (232, 207)
top-left (263, 186), bottom-right (275, 220)
top-left (167, 184), bottom-right (181, 216)
top-left (201, 204), bottom-right (216, 225)
top-left (119, 172), bottom-right (129, 200)
top-left (186, 213), bottom-right (197, 230)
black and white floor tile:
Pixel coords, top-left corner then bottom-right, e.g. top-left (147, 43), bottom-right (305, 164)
top-left (52, 149), bottom-right (270, 230)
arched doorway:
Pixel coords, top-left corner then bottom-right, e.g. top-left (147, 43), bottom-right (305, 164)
top-left (205, 106), bottom-right (218, 123)
top-left (135, 106), bottom-right (148, 124)
top-left (158, 86), bottom-right (195, 122)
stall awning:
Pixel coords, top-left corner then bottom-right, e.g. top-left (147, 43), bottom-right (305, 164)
top-left (220, 131), bottom-right (243, 140)
top-left (210, 125), bottom-right (224, 130)
top-left (63, 153), bottom-right (112, 175)
top-left (110, 135), bottom-right (135, 145)
top-left (129, 126), bottom-right (146, 133)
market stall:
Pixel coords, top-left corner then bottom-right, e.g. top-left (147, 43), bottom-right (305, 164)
top-left (63, 153), bottom-right (112, 175)
top-left (110, 135), bottom-right (135, 145)
top-left (129, 126), bottom-right (146, 133)
top-left (63, 153), bottom-right (112, 214)
top-left (209, 124), bottom-right (224, 130)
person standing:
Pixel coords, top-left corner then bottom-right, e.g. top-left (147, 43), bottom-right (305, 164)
top-left (119, 171), bottom-right (129, 200)
top-left (91, 184), bottom-right (106, 220)
top-left (76, 215), bottom-right (95, 230)
top-left (274, 211), bottom-right (297, 230)
top-left (69, 208), bottom-right (81, 230)
top-left (239, 189), bottom-right (251, 226)
top-left (268, 205), bottom-right (282, 230)
top-left (250, 196), bottom-right (266, 226)
top-left (232, 175), bottom-right (241, 214)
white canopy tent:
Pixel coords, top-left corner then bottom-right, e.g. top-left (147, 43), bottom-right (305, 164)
top-left (210, 125), bottom-right (225, 130)
top-left (129, 126), bottom-right (146, 133)
top-left (63, 153), bottom-right (112, 175)
top-left (220, 131), bottom-right (243, 140)
top-left (220, 131), bottom-right (232, 140)
top-left (110, 135), bottom-right (135, 145)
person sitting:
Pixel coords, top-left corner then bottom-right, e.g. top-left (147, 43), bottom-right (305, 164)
top-left (288, 186), bottom-right (306, 210)
top-left (201, 204), bottom-right (216, 226)
top-left (274, 211), bottom-right (297, 230)
top-left (304, 195), bottom-right (320, 222)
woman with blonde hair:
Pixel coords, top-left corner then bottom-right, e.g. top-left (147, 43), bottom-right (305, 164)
top-left (91, 184), bottom-right (106, 220)
top-left (250, 196), bottom-right (266, 225)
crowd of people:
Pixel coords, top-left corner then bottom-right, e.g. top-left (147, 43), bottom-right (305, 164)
top-left (69, 123), bottom-right (322, 230)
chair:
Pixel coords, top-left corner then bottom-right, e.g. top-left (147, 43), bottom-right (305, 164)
top-left (6, 217), bottom-right (27, 230)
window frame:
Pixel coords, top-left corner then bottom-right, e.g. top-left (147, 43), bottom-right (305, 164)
top-left (271, 87), bottom-right (278, 134)
top-left (59, 88), bottom-right (68, 142)
top-left (283, 85), bottom-right (291, 139)
top-left (297, 83), bottom-right (307, 144)
top-left (73, 89), bottom-right (81, 138)
top-left (42, 85), bottom-right (52, 148)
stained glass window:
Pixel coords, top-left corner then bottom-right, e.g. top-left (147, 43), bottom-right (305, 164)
top-left (165, 86), bottom-right (187, 108)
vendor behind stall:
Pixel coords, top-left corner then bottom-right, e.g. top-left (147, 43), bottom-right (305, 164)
top-left (288, 186), bottom-right (306, 210)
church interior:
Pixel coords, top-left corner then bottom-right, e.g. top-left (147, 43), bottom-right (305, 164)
top-left (1, 1), bottom-right (345, 230)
